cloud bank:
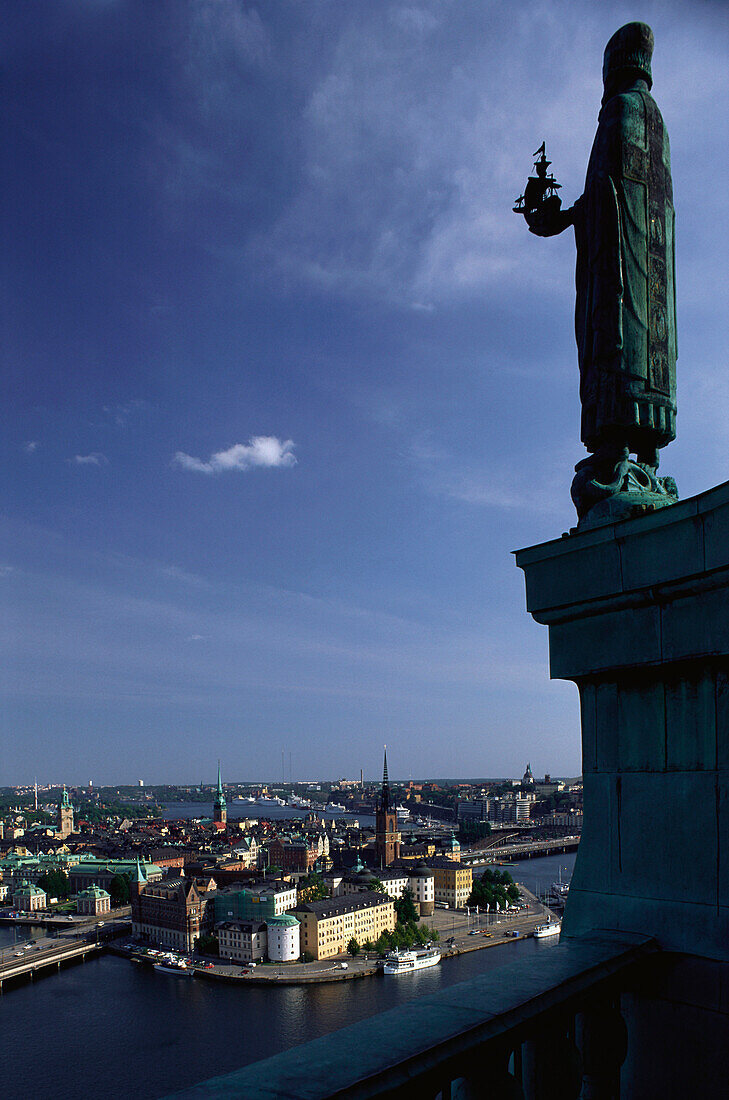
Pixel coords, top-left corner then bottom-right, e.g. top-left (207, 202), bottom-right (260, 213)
top-left (173, 435), bottom-right (297, 474)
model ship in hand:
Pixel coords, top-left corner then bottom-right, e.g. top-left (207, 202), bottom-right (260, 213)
top-left (514, 144), bottom-right (571, 236)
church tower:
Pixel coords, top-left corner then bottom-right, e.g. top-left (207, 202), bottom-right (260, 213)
top-left (375, 749), bottom-right (400, 867)
top-left (213, 762), bottom-right (227, 827)
top-left (56, 787), bottom-right (74, 839)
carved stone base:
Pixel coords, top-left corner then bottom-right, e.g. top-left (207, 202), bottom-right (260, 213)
top-left (571, 448), bottom-right (678, 530)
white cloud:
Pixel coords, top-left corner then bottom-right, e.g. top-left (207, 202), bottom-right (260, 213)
top-left (71, 453), bottom-right (108, 467)
top-left (23, 441), bottom-right (39, 453)
top-left (0, 564), bottom-right (14, 577)
top-left (173, 436), bottom-right (297, 475)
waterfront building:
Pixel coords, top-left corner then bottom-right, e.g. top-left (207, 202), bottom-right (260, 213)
top-left (13, 880), bottom-right (46, 911)
top-left (428, 858), bottom-right (472, 909)
top-left (408, 861), bottom-right (435, 917)
top-left (131, 877), bottom-right (203, 952)
top-left (296, 892), bottom-right (395, 960)
top-left (76, 885), bottom-right (111, 917)
top-left (56, 787), bottom-right (74, 838)
top-left (266, 914), bottom-right (300, 962)
top-left (216, 920), bottom-right (267, 963)
top-left (374, 750), bottom-right (400, 867)
top-left (213, 882), bottom-right (297, 925)
top-left (213, 762), bottom-right (227, 829)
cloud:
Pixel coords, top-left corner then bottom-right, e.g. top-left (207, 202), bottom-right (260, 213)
top-left (71, 453), bottom-right (108, 467)
top-left (23, 441), bottom-right (39, 453)
top-left (0, 564), bottom-right (14, 577)
top-left (173, 436), bottom-right (297, 475)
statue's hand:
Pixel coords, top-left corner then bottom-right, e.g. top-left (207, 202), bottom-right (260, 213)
top-left (526, 206), bottom-right (575, 236)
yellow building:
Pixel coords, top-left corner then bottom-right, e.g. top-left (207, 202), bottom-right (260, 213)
top-left (430, 859), bottom-right (472, 908)
top-left (296, 891), bottom-right (395, 960)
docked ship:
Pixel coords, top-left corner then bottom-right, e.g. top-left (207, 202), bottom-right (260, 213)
top-left (153, 953), bottom-right (195, 977)
top-left (327, 802), bottom-right (346, 813)
top-left (382, 947), bottom-right (441, 975)
top-left (534, 921), bottom-right (561, 940)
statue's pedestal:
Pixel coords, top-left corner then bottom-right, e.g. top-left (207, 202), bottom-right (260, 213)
top-left (516, 481), bottom-right (729, 960)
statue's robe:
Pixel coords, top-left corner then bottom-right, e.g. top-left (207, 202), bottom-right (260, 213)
top-left (573, 81), bottom-right (677, 455)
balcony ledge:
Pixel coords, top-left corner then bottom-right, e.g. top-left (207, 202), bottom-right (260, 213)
top-left (165, 931), bottom-right (657, 1099)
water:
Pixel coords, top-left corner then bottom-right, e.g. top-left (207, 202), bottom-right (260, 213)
top-left (161, 801), bottom-right (376, 827)
top-left (0, 911), bottom-right (559, 1099)
top-left (500, 851), bottom-right (576, 896)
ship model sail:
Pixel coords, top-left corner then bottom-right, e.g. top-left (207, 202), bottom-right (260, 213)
top-left (514, 143), bottom-right (562, 218)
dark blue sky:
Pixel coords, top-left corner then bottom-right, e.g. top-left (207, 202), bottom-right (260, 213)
top-left (3, 1), bottom-right (729, 784)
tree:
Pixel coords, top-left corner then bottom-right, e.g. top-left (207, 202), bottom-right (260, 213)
top-left (296, 872), bottom-right (330, 903)
top-left (394, 887), bottom-right (418, 925)
top-left (302, 950), bottom-right (315, 963)
top-left (195, 933), bottom-right (219, 957)
top-left (37, 870), bottom-right (69, 900)
top-left (347, 937), bottom-right (360, 956)
top-left (467, 867), bottom-right (520, 911)
top-left (109, 873), bottom-right (130, 906)
top-left (458, 820), bottom-right (492, 843)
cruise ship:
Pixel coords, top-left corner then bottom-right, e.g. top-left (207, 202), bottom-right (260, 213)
top-left (382, 946), bottom-right (441, 974)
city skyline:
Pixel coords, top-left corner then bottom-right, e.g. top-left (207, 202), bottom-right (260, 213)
top-left (4, 1), bottom-right (729, 783)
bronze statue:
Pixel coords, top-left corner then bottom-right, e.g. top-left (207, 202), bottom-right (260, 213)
top-left (516, 23), bottom-right (678, 525)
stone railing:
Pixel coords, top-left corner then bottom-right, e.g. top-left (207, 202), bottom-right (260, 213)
top-left (166, 931), bottom-right (656, 1099)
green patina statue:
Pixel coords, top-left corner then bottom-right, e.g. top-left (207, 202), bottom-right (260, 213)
top-left (516, 23), bottom-right (679, 526)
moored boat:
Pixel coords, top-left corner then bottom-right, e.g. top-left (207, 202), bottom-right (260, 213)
top-left (382, 946), bottom-right (441, 974)
top-left (534, 922), bottom-right (561, 940)
top-left (153, 953), bottom-right (195, 976)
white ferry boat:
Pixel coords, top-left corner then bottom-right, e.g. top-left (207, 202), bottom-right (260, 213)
top-left (327, 802), bottom-right (346, 813)
top-left (383, 947), bottom-right (441, 974)
top-left (534, 922), bottom-right (561, 940)
top-left (395, 804), bottom-right (410, 820)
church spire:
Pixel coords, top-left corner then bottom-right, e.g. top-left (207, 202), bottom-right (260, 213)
top-left (213, 760), bottom-right (227, 826)
top-left (381, 746), bottom-right (391, 812)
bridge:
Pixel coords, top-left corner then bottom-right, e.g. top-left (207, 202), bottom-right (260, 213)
top-left (463, 836), bottom-right (580, 863)
top-left (0, 919), bottom-right (130, 992)
top-left (0, 935), bottom-right (103, 991)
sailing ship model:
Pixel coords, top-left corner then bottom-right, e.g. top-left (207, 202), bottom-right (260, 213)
top-left (513, 143), bottom-right (562, 219)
